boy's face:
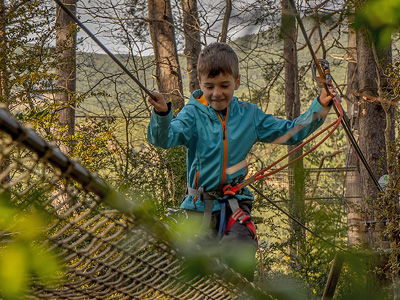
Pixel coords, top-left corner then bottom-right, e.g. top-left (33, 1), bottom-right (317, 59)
top-left (199, 72), bottom-right (240, 111)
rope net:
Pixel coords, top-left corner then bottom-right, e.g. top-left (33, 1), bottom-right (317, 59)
top-left (0, 108), bottom-right (266, 299)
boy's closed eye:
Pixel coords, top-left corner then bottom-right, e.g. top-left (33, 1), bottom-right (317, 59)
top-left (205, 85), bottom-right (230, 89)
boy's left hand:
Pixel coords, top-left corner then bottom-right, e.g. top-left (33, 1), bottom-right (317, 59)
top-left (319, 86), bottom-right (337, 107)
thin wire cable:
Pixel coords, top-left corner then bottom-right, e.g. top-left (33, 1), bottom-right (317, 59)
top-left (53, 0), bottom-right (156, 101)
top-left (249, 184), bottom-right (349, 253)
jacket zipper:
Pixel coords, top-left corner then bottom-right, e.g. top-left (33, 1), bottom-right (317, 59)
top-left (217, 108), bottom-right (229, 185)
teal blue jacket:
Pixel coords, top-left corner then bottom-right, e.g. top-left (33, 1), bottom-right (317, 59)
top-left (147, 89), bottom-right (330, 212)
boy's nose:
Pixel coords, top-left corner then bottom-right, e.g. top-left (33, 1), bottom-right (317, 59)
top-left (213, 87), bottom-right (223, 98)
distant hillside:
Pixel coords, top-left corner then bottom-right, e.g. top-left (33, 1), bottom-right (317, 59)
top-left (76, 15), bottom-right (348, 117)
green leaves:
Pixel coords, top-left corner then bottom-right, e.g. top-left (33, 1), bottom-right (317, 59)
top-left (354, 0), bottom-right (400, 50)
top-left (0, 198), bottom-right (62, 299)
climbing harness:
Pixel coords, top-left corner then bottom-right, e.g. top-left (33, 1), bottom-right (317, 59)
top-left (186, 187), bottom-right (256, 239)
top-left (223, 197), bottom-right (257, 240)
top-left (187, 29), bottom-right (344, 253)
top-left (186, 185), bottom-right (262, 276)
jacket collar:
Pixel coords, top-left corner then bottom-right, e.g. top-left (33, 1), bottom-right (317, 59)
top-left (188, 89), bottom-right (237, 119)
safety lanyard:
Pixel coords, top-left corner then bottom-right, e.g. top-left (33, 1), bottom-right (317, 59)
top-left (223, 96), bottom-right (343, 196)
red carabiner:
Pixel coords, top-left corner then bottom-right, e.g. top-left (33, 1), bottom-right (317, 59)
top-left (223, 185), bottom-right (239, 196)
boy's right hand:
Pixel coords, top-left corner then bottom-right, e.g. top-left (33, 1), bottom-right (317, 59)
top-left (148, 92), bottom-right (169, 114)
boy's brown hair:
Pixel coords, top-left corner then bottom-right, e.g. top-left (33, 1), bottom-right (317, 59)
top-left (197, 42), bottom-right (239, 79)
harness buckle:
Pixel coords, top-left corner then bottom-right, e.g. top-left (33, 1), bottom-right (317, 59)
top-left (208, 191), bottom-right (221, 199)
top-left (199, 186), bottom-right (205, 200)
top-left (239, 214), bottom-right (251, 225)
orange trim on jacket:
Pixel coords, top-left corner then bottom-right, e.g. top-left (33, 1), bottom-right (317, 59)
top-left (216, 107), bottom-right (229, 185)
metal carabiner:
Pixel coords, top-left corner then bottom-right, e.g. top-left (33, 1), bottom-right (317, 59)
top-left (311, 58), bottom-right (332, 87)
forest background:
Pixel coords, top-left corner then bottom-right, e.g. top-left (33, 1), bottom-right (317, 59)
top-left (1, 0), bottom-right (400, 299)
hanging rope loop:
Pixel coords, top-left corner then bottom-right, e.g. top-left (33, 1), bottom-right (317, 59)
top-left (222, 96), bottom-right (343, 195)
top-left (222, 185), bottom-right (238, 196)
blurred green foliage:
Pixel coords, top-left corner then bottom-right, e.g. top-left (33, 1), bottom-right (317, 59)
top-left (355, 0), bottom-right (400, 50)
top-left (0, 196), bottom-right (62, 300)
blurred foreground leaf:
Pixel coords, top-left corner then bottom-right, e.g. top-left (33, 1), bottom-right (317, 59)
top-left (0, 243), bottom-right (28, 299)
top-left (354, 0), bottom-right (400, 50)
top-left (0, 195), bottom-right (62, 299)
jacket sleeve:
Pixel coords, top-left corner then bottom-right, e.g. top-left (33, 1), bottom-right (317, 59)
top-left (147, 104), bottom-right (195, 149)
top-left (255, 97), bottom-right (330, 145)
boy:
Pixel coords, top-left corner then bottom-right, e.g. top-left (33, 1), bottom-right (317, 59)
top-left (147, 42), bottom-right (335, 280)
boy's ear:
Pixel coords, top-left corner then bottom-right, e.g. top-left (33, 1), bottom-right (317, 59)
top-left (235, 75), bottom-right (241, 90)
top-left (198, 77), bottom-right (203, 91)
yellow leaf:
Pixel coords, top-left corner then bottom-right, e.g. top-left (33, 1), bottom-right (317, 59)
top-left (31, 246), bottom-right (62, 284)
top-left (0, 243), bottom-right (28, 298)
top-left (16, 213), bottom-right (44, 240)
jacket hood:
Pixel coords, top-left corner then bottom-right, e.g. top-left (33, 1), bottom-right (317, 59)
top-left (187, 89), bottom-right (239, 119)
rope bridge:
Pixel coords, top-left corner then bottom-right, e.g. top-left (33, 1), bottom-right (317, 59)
top-left (0, 107), bottom-right (267, 299)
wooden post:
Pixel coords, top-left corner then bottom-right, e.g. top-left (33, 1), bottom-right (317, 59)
top-left (322, 252), bottom-right (345, 299)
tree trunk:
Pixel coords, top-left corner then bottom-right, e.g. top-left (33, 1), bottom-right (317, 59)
top-left (0, 0), bottom-right (8, 103)
top-left (281, 0), bottom-right (304, 267)
top-left (181, 0), bottom-right (201, 93)
top-left (148, 0), bottom-right (184, 112)
top-left (55, 0), bottom-right (77, 152)
top-left (220, 0), bottom-right (231, 43)
top-left (54, 0), bottom-right (77, 212)
top-left (345, 11), bottom-right (364, 248)
top-left (356, 21), bottom-right (390, 249)
top-left (0, 0), bottom-right (11, 200)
